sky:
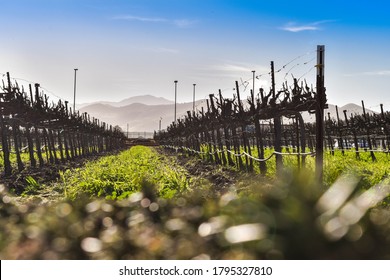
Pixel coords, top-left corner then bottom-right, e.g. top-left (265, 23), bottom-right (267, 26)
top-left (1, 0), bottom-right (390, 111)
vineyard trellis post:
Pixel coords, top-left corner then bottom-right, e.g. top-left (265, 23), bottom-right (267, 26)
top-left (326, 112), bottom-right (334, 155)
top-left (219, 89), bottom-right (235, 166)
top-left (252, 89), bottom-right (267, 174)
top-left (235, 81), bottom-right (253, 171)
top-left (343, 109), bottom-right (360, 159)
top-left (361, 100), bottom-right (376, 162)
top-left (0, 89), bottom-right (11, 176)
top-left (380, 104), bottom-right (390, 151)
top-left (271, 61), bottom-right (283, 173)
top-left (335, 105), bottom-right (345, 155)
top-left (315, 45), bottom-right (325, 182)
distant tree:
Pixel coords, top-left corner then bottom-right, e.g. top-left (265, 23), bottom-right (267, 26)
top-left (114, 125), bottom-right (123, 132)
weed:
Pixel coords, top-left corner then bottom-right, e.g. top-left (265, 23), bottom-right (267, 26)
top-left (60, 146), bottom-right (191, 200)
top-left (21, 176), bottom-right (41, 195)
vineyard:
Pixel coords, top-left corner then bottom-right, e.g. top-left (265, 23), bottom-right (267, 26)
top-left (1, 45), bottom-right (390, 260)
top-left (156, 93), bottom-right (390, 176)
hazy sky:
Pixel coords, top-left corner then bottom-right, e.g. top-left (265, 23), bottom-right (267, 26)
top-left (1, 0), bottom-right (390, 110)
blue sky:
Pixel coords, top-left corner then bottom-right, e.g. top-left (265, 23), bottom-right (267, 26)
top-left (1, 0), bottom-right (390, 111)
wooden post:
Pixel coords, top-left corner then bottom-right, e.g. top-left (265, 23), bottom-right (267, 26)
top-left (12, 120), bottom-right (24, 171)
top-left (29, 84), bottom-right (34, 104)
top-left (335, 105), bottom-right (345, 155)
top-left (362, 100), bottom-right (376, 161)
top-left (315, 45), bottom-right (325, 182)
top-left (326, 112), bottom-right (334, 155)
top-left (343, 110), bottom-right (359, 159)
top-left (297, 114), bottom-right (307, 168)
top-left (35, 127), bottom-right (44, 167)
top-left (271, 61), bottom-right (283, 173)
top-left (291, 118), bottom-right (299, 168)
top-left (219, 90), bottom-right (235, 166)
top-left (380, 104), bottom-right (390, 151)
top-left (231, 124), bottom-right (243, 169)
top-left (235, 81), bottom-right (253, 171)
top-left (26, 126), bottom-right (37, 167)
top-left (207, 96), bottom-right (220, 164)
top-left (64, 129), bottom-right (71, 160)
top-left (68, 131), bottom-right (75, 159)
top-left (57, 129), bottom-right (65, 162)
top-left (49, 128), bottom-right (59, 164)
top-left (0, 85), bottom-right (11, 175)
top-left (326, 113), bottom-right (332, 152)
top-left (253, 91), bottom-right (267, 174)
top-left (209, 94), bottom-right (226, 165)
top-left (201, 106), bottom-right (212, 162)
top-left (11, 86), bottom-right (25, 172)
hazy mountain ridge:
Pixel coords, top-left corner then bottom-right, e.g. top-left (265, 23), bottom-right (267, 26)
top-left (79, 96), bottom-right (378, 132)
top-left (301, 103), bottom-right (377, 123)
top-left (80, 99), bottom-right (207, 132)
top-left (77, 94), bottom-right (173, 108)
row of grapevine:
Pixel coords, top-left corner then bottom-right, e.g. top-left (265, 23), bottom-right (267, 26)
top-left (0, 72), bottom-right (126, 177)
top-left (155, 76), bottom-right (326, 174)
top-left (157, 46), bottom-right (327, 177)
top-left (155, 44), bottom-right (390, 176)
top-left (323, 102), bottom-right (390, 161)
top-left (157, 84), bottom-right (390, 174)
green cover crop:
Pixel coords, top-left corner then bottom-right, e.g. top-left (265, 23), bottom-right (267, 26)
top-left (61, 146), bottom-right (190, 200)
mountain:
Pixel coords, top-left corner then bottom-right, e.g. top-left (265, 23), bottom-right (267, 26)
top-left (77, 95), bottom-right (173, 108)
top-left (300, 103), bottom-right (377, 123)
top-left (79, 96), bottom-right (378, 133)
top-left (79, 99), bottom-right (207, 133)
top-left (116, 95), bottom-right (174, 106)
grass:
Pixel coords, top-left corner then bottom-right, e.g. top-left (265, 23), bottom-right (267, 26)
top-left (2, 144), bottom-right (390, 201)
top-left (197, 145), bottom-right (390, 190)
top-left (323, 149), bottom-right (390, 188)
top-left (60, 146), bottom-right (191, 200)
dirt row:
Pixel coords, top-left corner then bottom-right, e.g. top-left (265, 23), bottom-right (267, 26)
top-left (158, 148), bottom-right (238, 193)
top-left (157, 147), bottom-right (275, 198)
